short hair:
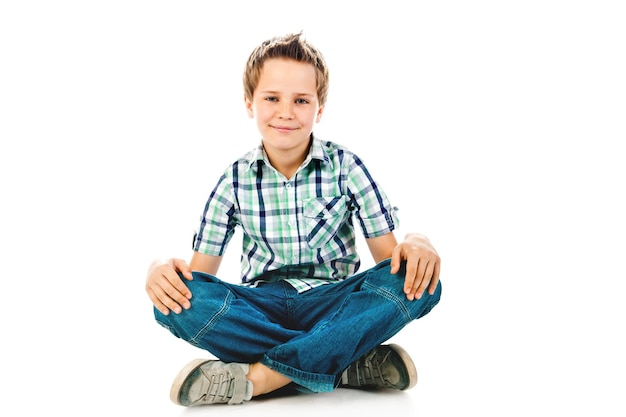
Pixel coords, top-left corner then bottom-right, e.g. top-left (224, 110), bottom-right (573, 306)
top-left (243, 32), bottom-right (330, 106)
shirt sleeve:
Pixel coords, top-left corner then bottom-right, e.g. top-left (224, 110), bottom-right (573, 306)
top-left (193, 173), bottom-right (238, 256)
top-left (346, 153), bottom-right (399, 238)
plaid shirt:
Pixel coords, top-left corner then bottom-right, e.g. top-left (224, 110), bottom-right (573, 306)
top-left (193, 136), bottom-right (399, 292)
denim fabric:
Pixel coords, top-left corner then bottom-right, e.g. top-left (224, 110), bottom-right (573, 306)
top-left (154, 258), bottom-right (441, 393)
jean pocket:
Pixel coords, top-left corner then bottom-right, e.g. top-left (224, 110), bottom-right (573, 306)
top-left (303, 196), bottom-right (349, 249)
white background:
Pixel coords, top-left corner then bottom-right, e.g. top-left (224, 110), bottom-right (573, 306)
top-left (1, 1), bottom-right (624, 415)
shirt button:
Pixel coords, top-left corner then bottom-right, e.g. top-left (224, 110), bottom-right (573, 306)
top-left (285, 182), bottom-right (291, 189)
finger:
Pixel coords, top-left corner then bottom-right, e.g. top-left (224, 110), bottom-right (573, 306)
top-left (403, 257), bottom-right (419, 297)
top-left (157, 284), bottom-right (188, 314)
top-left (146, 287), bottom-right (171, 316)
top-left (416, 257), bottom-right (428, 285)
top-left (169, 271), bottom-right (193, 300)
top-left (407, 276), bottom-right (422, 301)
top-left (160, 264), bottom-right (193, 300)
top-left (152, 271), bottom-right (191, 313)
top-left (409, 259), bottom-right (426, 299)
top-left (162, 275), bottom-right (192, 310)
top-left (428, 261), bottom-right (441, 295)
top-left (173, 259), bottom-right (194, 281)
top-left (414, 261), bottom-right (435, 299)
top-left (181, 269), bottom-right (194, 281)
top-left (389, 246), bottom-right (402, 274)
top-left (149, 279), bottom-right (181, 313)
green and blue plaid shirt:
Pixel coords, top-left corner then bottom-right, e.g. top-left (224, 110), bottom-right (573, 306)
top-left (193, 136), bottom-right (399, 292)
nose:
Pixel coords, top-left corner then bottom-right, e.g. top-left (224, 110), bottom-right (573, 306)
top-left (278, 101), bottom-right (294, 119)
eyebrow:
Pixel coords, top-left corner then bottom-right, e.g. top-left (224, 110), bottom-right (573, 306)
top-left (259, 90), bottom-right (315, 98)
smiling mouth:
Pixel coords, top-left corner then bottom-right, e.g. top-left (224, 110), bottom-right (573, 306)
top-left (271, 125), bottom-right (297, 132)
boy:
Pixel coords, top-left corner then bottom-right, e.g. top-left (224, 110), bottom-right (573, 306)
top-left (145, 32), bottom-right (442, 406)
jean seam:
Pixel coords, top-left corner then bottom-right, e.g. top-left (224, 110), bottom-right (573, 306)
top-left (190, 290), bottom-right (232, 346)
top-left (362, 281), bottom-right (413, 322)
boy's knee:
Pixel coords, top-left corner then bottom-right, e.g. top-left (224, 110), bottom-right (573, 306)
top-left (413, 279), bottom-right (442, 319)
top-left (363, 260), bottom-right (406, 294)
top-left (152, 282), bottom-right (230, 343)
top-left (368, 264), bottom-right (442, 321)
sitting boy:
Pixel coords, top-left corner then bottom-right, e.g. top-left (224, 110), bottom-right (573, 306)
top-left (145, 32), bottom-right (442, 406)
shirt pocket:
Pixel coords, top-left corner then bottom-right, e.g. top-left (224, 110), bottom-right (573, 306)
top-left (302, 196), bottom-right (349, 249)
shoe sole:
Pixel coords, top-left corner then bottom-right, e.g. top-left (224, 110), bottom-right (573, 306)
top-left (169, 358), bottom-right (211, 406)
top-left (388, 343), bottom-right (418, 390)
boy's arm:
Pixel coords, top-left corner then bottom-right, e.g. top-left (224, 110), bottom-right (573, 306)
top-left (189, 251), bottom-right (223, 275)
top-left (365, 233), bottom-right (398, 263)
top-left (366, 232), bottom-right (441, 301)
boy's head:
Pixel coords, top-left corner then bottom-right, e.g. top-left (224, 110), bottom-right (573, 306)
top-left (243, 32), bottom-right (329, 106)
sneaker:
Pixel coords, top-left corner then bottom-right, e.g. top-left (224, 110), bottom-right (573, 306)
top-left (170, 359), bottom-right (253, 406)
top-left (340, 344), bottom-right (417, 390)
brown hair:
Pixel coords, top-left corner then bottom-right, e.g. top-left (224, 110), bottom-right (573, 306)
top-left (243, 32), bottom-right (330, 106)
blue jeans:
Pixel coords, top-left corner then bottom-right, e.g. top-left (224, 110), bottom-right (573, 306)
top-left (154, 258), bottom-right (441, 393)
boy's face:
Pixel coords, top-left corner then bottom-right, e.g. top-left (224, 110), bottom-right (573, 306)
top-left (245, 58), bottom-right (324, 159)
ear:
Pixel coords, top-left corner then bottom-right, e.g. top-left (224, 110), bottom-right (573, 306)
top-left (244, 95), bottom-right (254, 118)
top-left (315, 104), bottom-right (325, 123)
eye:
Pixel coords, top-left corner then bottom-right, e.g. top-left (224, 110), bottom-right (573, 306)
top-left (264, 96), bottom-right (278, 102)
top-left (295, 98), bottom-right (310, 105)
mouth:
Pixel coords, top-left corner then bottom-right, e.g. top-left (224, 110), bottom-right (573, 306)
top-left (270, 125), bottom-right (298, 133)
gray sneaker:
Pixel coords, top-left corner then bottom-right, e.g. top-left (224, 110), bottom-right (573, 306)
top-left (340, 344), bottom-right (417, 391)
top-left (170, 359), bottom-right (253, 406)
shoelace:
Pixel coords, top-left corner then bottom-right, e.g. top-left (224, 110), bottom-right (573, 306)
top-left (354, 350), bottom-right (391, 386)
top-left (199, 364), bottom-right (248, 405)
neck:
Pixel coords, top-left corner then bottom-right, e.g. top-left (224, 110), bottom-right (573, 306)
top-left (263, 136), bottom-right (312, 179)
top-left (267, 153), bottom-right (303, 180)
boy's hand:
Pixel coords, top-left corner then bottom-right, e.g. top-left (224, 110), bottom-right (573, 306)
top-left (390, 233), bottom-right (440, 301)
top-left (145, 258), bottom-right (193, 315)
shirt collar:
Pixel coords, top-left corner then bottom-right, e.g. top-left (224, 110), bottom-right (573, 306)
top-left (246, 134), bottom-right (332, 172)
